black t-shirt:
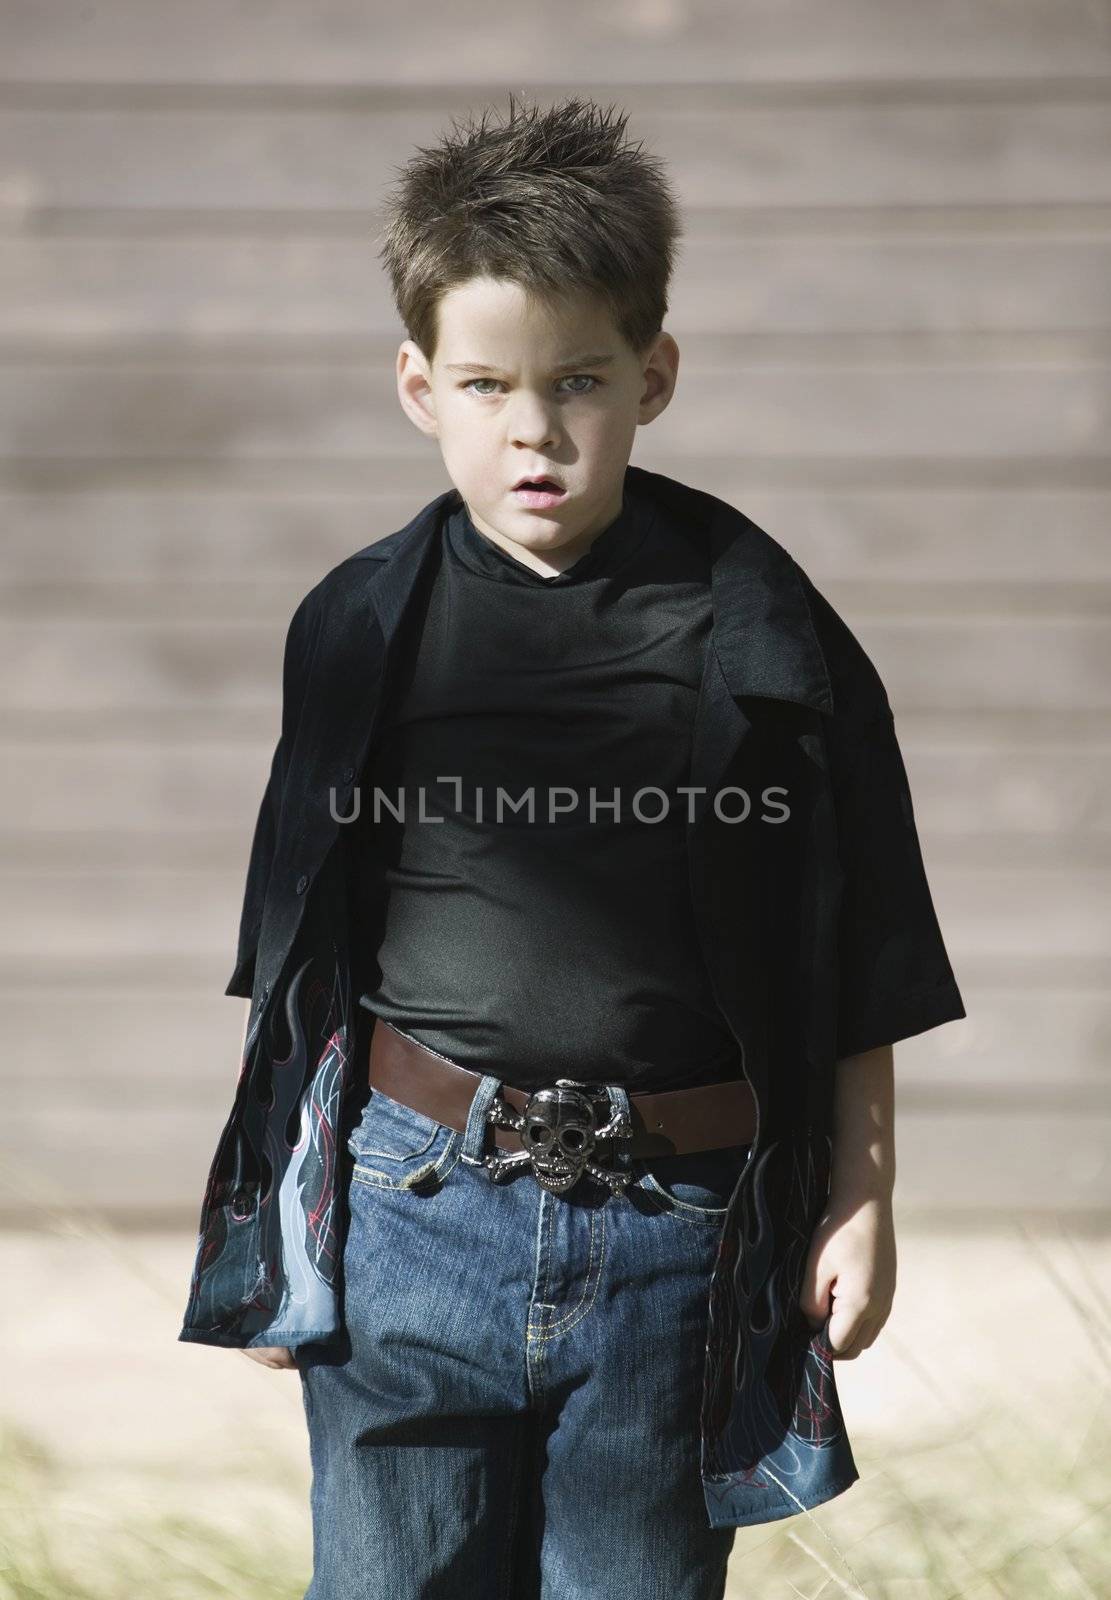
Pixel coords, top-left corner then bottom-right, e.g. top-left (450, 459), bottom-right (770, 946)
top-left (350, 478), bottom-right (743, 1092)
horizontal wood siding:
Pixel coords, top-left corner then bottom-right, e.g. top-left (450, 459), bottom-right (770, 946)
top-left (2, 6), bottom-right (1107, 1218)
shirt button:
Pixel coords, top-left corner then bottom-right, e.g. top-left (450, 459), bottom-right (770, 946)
top-left (295, 874), bottom-right (309, 894)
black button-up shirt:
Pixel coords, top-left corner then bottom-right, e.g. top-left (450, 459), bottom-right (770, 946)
top-left (179, 463), bottom-right (966, 1530)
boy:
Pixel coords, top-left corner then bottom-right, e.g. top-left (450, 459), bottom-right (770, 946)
top-left (179, 95), bottom-right (966, 1597)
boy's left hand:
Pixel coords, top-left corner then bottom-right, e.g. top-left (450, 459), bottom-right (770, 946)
top-left (797, 1192), bottom-right (897, 1359)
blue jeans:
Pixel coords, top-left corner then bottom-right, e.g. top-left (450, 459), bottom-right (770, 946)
top-left (295, 1069), bottom-right (750, 1600)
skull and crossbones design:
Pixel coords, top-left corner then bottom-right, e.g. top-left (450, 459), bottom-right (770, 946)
top-left (484, 1080), bottom-right (634, 1195)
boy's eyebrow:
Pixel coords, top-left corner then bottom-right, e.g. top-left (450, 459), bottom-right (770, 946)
top-left (444, 354), bottom-right (617, 374)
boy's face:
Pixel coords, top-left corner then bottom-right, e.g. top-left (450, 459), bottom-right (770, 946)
top-left (396, 276), bottom-right (679, 576)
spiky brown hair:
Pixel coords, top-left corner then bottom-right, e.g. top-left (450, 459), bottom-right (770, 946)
top-left (376, 92), bottom-right (681, 364)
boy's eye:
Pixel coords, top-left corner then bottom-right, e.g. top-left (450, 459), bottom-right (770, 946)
top-left (558, 374), bottom-right (599, 395)
top-left (461, 375), bottom-right (600, 397)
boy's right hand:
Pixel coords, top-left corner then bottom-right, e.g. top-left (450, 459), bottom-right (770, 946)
top-left (242, 1347), bottom-right (298, 1370)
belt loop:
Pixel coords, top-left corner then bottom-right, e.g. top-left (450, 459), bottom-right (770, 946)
top-left (604, 1083), bottom-right (634, 1174)
top-left (460, 1072), bottom-right (503, 1165)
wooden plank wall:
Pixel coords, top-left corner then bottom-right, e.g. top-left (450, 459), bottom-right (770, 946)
top-left (3, 2), bottom-right (1109, 1221)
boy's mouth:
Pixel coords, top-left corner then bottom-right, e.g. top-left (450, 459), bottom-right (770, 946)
top-left (512, 476), bottom-right (567, 508)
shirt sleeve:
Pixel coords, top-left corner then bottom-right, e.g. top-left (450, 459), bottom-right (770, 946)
top-left (223, 587), bottom-right (321, 999)
top-left (827, 703), bottom-right (967, 1059)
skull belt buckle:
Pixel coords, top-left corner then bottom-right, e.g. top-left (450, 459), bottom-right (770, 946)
top-left (483, 1078), bottom-right (634, 1196)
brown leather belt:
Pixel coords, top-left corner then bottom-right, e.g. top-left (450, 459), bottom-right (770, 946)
top-left (366, 1018), bottom-right (757, 1160)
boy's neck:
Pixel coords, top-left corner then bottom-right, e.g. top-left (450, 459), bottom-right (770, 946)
top-left (463, 487), bottom-right (625, 579)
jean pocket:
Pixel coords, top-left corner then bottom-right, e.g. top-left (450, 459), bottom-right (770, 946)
top-left (347, 1087), bottom-right (459, 1189)
top-left (632, 1144), bottom-right (752, 1224)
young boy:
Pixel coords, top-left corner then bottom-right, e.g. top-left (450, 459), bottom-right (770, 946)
top-left (179, 94), bottom-right (966, 1597)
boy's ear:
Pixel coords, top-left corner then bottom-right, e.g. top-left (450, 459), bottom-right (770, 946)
top-left (396, 339), bottom-right (439, 436)
top-left (638, 330), bottom-right (680, 424)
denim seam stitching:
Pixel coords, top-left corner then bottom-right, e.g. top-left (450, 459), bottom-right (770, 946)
top-left (526, 1190), bottom-right (557, 1341)
top-left (349, 1132), bottom-right (462, 1189)
top-left (527, 1205), bottom-right (606, 1340)
top-left (635, 1168), bottom-right (730, 1226)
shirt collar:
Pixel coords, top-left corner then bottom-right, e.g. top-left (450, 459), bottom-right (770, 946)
top-left (626, 465), bottom-right (835, 716)
top-left (354, 464), bottom-right (835, 717)
top-left (444, 485), bottom-right (650, 586)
